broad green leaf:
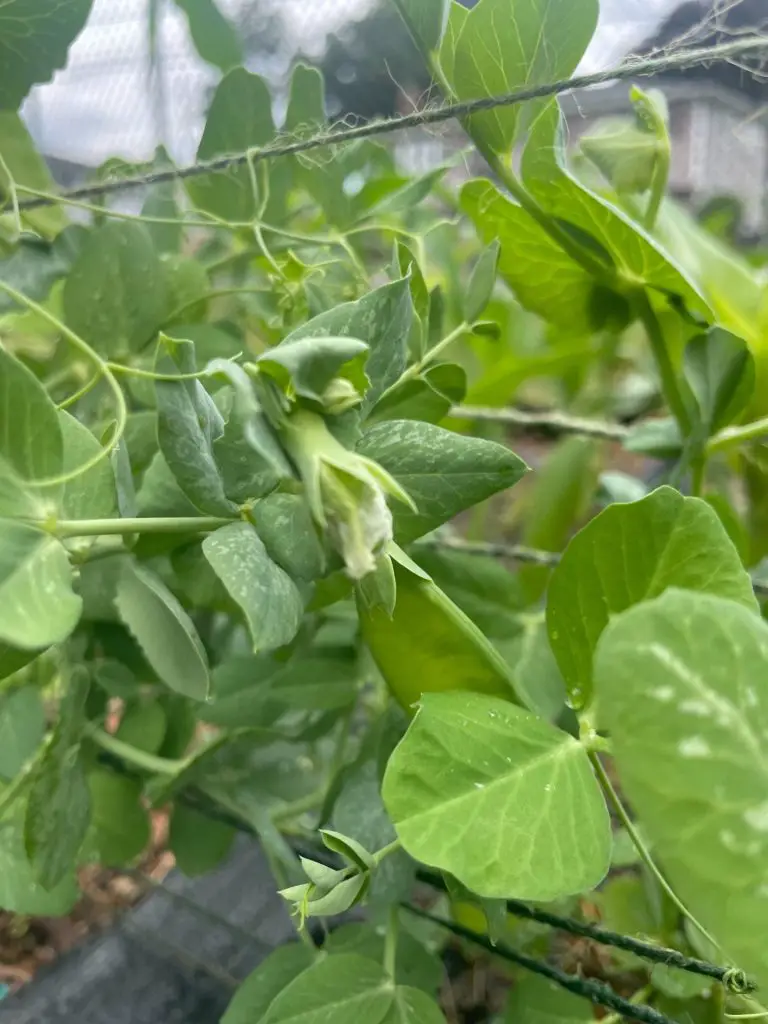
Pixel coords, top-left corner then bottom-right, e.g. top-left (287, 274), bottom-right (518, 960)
top-left (0, 112), bottom-right (66, 235)
top-left (325, 924), bottom-right (443, 995)
top-left (368, 363), bottom-right (466, 426)
top-left (0, 344), bottom-right (62, 517)
top-left (163, 253), bottom-right (209, 324)
top-left (391, 0), bottom-right (448, 53)
top-left (440, 0), bottom-right (598, 153)
top-left (267, 651), bottom-right (359, 711)
top-left (461, 179), bottom-right (594, 329)
top-left (683, 327), bottom-right (754, 434)
top-left (141, 181), bottom-right (181, 254)
top-left (213, 385), bottom-right (290, 505)
top-left (85, 768), bottom-right (150, 866)
top-left (286, 279), bottom-right (413, 414)
top-left (262, 954), bottom-right (394, 1024)
top-left (547, 486), bottom-right (759, 709)
top-left (0, 523), bottom-right (82, 649)
top-left (63, 221), bottom-right (167, 358)
top-left (222, 943), bottom-right (315, 1024)
top-left (522, 103), bottom-right (708, 317)
top-left (498, 614), bottom-right (567, 723)
top-left (504, 975), bottom-right (594, 1024)
top-left (0, 0), bottom-right (92, 110)
top-left (252, 493), bottom-right (326, 582)
top-left (155, 337), bottom-right (236, 516)
top-left (25, 668), bottom-right (90, 889)
top-left (169, 803), bottom-right (235, 877)
top-left (187, 67), bottom-right (275, 222)
top-left (358, 420), bottom-right (527, 543)
top-left (463, 239), bottom-right (500, 323)
top-left (381, 988), bottom-right (447, 1024)
top-left (115, 559), bottom-right (209, 700)
top-left (0, 685), bottom-right (45, 780)
top-left (116, 701), bottom-right (167, 754)
top-left (203, 655), bottom-right (282, 728)
top-left (595, 589), bottom-right (768, 991)
top-left (0, 804), bottom-right (78, 915)
top-left (383, 691), bottom-right (611, 900)
top-left (394, 241), bottom-right (429, 359)
top-left (360, 556), bottom-right (520, 712)
top-left (58, 411), bottom-right (118, 519)
top-left (258, 335), bottom-right (370, 407)
top-left (203, 522), bottom-right (304, 653)
top-left (171, 0), bottom-right (242, 71)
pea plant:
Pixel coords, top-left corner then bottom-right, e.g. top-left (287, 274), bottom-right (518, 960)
top-left (1, 0), bottom-right (767, 1021)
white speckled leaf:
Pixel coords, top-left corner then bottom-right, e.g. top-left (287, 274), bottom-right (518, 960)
top-left (595, 589), bottom-right (768, 990)
top-left (203, 523), bottom-right (304, 654)
top-left (358, 421), bottom-right (528, 543)
top-left (382, 692), bottom-right (611, 900)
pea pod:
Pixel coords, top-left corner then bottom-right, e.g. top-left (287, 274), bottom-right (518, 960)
top-left (358, 552), bottom-right (520, 713)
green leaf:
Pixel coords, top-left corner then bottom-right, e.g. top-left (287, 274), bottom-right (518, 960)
top-left (115, 559), bottom-right (210, 700)
top-left (498, 614), bottom-right (568, 723)
top-left (325, 924), bottom-right (443, 995)
top-left (261, 954), bottom-right (394, 1024)
top-left (141, 181), bottom-right (181, 254)
top-left (382, 691), bottom-right (611, 900)
top-left (440, 0), bottom-right (598, 153)
top-left (0, 642), bottom-right (38, 682)
top-left (187, 67), bottom-right (275, 222)
top-left (285, 279), bottom-right (413, 414)
top-left (0, 805), bottom-right (78, 915)
top-left (392, 0), bottom-right (448, 53)
top-left (169, 803), bottom-right (235, 877)
top-left (155, 337), bottom-right (237, 516)
top-left (0, 112), bottom-right (67, 235)
top-left (258, 335), bottom-right (370, 408)
top-left (358, 420), bottom-right (527, 543)
top-left (0, 685), bottom-right (45, 780)
top-left (203, 522), bottom-right (304, 653)
top-left (252, 493), bottom-right (326, 582)
top-left (0, 344), bottom-right (63, 517)
top-left (0, 229), bottom-right (82, 315)
top-left (116, 701), bottom-right (168, 754)
top-left (595, 589), bottom-right (768, 991)
top-left (683, 327), bottom-right (754, 434)
top-left (0, 0), bottom-right (92, 110)
top-left (521, 103), bottom-right (709, 318)
top-left (464, 239), bottom-right (500, 323)
top-left (546, 486), bottom-right (759, 709)
top-left (368, 363), bottom-right (466, 426)
top-left (85, 768), bottom-right (150, 866)
top-left (503, 975), bottom-right (594, 1024)
top-left (0, 523), bottom-right (82, 649)
top-left (360, 556), bottom-right (519, 711)
top-left (381, 988), bottom-right (447, 1024)
top-left (58, 411), bottom-right (118, 519)
top-left (222, 943), bottom-right (315, 1024)
top-left (171, 0), bottom-right (242, 71)
top-left (63, 221), bottom-right (168, 358)
top-left (461, 179), bottom-right (594, 329)
top-left (25, 668), bottom-right (90, 889)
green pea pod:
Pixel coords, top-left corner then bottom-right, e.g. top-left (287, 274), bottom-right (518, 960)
top-left (358, 551), bottom-right (520, 713)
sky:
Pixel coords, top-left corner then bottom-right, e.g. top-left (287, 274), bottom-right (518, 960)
top-left (22, 0), bottom-right (684, 168)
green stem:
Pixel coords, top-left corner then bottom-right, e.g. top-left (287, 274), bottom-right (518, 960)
top-left (162, 286), bottom-right (269, 324)
top-left (87, 726), bottom-right (189, 775)
top-left (589, 752), bottom-right (720, 953)
top-left (270, 789), bottom-right (326, 825)
top-left (398, 321), bottom-right (470, 383)
top-left (709, 417), bottom-right (768, 453)
top-left (0, 281), bottom-right (128, 485)
top-left (373, 838), bottom-right (402, 866)
top-left (640, 101), bottom-right (671, 231)
top-left (34, 516), bottom-right (236, 538)
top-left (384, 905), bottom-right (399, 980)
top-left (634, 290), bottom-right (691, 436)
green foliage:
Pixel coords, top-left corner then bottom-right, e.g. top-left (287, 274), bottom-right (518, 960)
top-left (1, 5), bottom-right (766, 1021)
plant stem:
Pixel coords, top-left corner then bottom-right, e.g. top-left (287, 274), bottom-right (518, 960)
top-left (384, 905), bottom-right (399, 980)
top-left (634, 290), bottom-right (691, 436)
top-left (398, 321), bottom-right (470, 383)
top-left (162, 286), bottom-right (269, 324)
top-left (270, 789), bottom-right (326, 825)
top-left (87, 726), bottom-right (189, 775)
top-left (708, 416), bottom-right (768, 453)
top-left (638, 93), bottom-right (671, 231)
top-left (35, 516), bottom-right (236, 538)
top-left (373, 839), bottom-right (402, 866)
top-left (589, 752), bottom-right (720, 953)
